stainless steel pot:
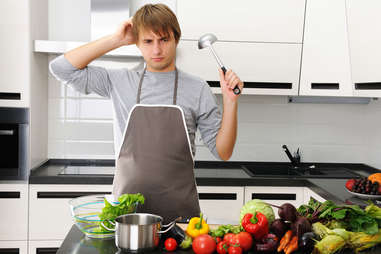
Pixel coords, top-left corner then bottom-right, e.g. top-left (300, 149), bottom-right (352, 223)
top-left (102, 213), bottom-right (179, 253)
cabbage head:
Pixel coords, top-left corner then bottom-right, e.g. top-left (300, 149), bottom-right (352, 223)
top-left (240, 199), bottom-right (275, 225)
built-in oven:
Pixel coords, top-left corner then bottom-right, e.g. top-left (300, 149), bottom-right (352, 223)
top-left (0, 107), bottom-right (28, 180)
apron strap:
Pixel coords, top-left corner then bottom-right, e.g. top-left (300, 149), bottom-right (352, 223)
top-left (137, 67), bottom-right (179, 105)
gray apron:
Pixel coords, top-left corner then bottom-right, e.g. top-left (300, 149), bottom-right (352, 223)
top-left (112, 68), bottom-right (200, 223)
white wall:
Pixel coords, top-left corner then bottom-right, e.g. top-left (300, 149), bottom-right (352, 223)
top-left (47, 55), bottom-right (381, 169)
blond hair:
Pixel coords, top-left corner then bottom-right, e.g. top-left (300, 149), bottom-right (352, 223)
top-left (132, 4), bottom-right (181, 43)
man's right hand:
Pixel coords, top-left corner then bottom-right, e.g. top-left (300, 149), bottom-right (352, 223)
top-left (112, 19), bottom-right (136, 47)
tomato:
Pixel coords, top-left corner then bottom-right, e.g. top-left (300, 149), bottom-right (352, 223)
top-left (216, 241), bottom-right (229, 254)
top-left (345, 179), bottom-right (356, 191)
top-left (228, 245), bottom-right (242, 254)
top-left (215, 236), bottom-right (222, 244)
top-left (192, 234), bottom-right (216, 254)
top-left (231, 232), bottom-right (253, 252)
top-left (164, 238), bottom-right (177, 252)
top-left (223, 233), bottom-right (235, 245)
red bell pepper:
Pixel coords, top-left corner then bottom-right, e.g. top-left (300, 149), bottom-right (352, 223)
top-left (241, 212), bottom-right (269, 240)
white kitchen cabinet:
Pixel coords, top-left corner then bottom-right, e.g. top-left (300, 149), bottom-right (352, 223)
top-left (304, 187), bottom-right (326, 203)
top-left (176, 40), bottom-right (301, 96)
top-left (29, 240), bottom-right (62, 254)
top-left (0, 184), bottom-right (28, 241)
top-left (244, 186), bottom-right (304, 217)
top-left (197, 186), bottom-right (244, 222)
top-left (346, 0), bottom-right (381, 97)
top-left (299, 0), bottom-right (353, 97)
top-left (177, 0), bottom-right (306, 43)
top-left (29, 184), bottom-right (112, 240)
top-left (0, 0), bottom-right (30, 107)
top-left (0, 240), bottom-right (27, 254)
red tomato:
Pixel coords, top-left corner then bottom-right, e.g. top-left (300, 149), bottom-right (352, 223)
top-left (223, 233), bottom-right (235, 245)
top-left (164, 238), bottom-right (177, 252)
top-left (216, 241), bottom-right (229, 254)
top-left (231, 232), bottom-right (253, 251)
top-left (345, 179), bottom-right (356, 191)
top-left (192, 234), bottom-right (216, 254)
top-left (228, 245), bottom-right (242, 254)
top-left (215, 236), bottom-right (222, 244)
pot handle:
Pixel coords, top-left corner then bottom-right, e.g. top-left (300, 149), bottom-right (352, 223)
top-left (100, 220), bottom-right (116, 232)
top-left (157, 216), bottom-right (182, 234)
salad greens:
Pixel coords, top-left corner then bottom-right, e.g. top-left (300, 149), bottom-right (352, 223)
top-left (298, 197), bottom-right (380, 235)
top-left (99, 193), bottom-right (145, 230)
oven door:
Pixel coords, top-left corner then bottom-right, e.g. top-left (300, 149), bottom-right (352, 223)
top-left (0, 123), bottom-right (28, 179)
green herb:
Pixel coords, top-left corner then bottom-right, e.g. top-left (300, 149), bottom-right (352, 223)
top-left (99, 193), bottom-right (145, 230)
top-left (209, 224), bottom-right (243, 237)
top-left (298, 197), bottom-right (379, 235)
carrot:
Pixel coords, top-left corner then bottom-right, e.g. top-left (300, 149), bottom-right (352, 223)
top-left (284, 236), bottom-right (298, 254)
top-left (277, 230), bottom-right (293, 252)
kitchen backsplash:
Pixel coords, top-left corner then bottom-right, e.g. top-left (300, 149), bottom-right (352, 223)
top-left (47, 56), bottom-right (381, 169)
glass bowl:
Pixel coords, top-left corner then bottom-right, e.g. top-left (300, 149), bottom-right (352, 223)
top-left (69, 194), bottom-right (137, 239)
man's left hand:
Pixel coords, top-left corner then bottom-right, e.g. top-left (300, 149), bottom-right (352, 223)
top-left (219, 69), bottom-right (244, 102)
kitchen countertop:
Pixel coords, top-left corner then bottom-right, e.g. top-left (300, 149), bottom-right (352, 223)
top-left (58, 225), bottom-right (381, 254)
top-left (46, 159), bottom-right (380, 253)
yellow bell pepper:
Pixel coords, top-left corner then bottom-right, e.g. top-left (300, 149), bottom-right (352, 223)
top-left (186, 213), bottom-right (209, 238)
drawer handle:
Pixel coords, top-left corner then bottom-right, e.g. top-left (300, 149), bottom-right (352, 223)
top-left (355, 82), bottom-right (381, 90)
top-left (0, 192), bottom-right (20, 199)
top-left (251, 193), bottom-right (296, 201)
top-left (311, 83), bottom-right (339, 90)
top-left (37, 191), bottom-right (111, 199)
top-left (207, 81), bottom-right (292, 89)
top-left (0, 92), bottom-right (21, 100)
top-left (36, 248), bottom-right (59, 254)
top-left (0, 249), bottom-right (19, 254)
top-left (199, 193), bottom-right (237, 200)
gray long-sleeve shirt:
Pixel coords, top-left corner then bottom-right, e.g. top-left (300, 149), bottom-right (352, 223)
top-left (49, 55), bottom-right (222, 159)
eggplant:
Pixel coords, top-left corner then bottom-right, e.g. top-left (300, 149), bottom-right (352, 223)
top-left (299, 231), bottom-right (316, 253)
top-left (161, 224), bottom-right (186, 245)
top-left (255, 233), bottom-right (279, 253)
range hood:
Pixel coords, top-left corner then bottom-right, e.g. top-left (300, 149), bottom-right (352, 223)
top-left (34, 0), bottom-right (141, 57)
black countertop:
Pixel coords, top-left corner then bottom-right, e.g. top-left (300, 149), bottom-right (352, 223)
top-left (45, 159), bottom-right (380, 253)
top-left (58, 225), bottom-right (381, 254)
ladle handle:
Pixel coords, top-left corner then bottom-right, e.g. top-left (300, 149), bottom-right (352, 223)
top-left (221, 66), bottom-right (241, 95)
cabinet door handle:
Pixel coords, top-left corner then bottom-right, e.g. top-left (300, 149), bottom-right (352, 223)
top-left (355, 82), bottom-right (381, 90)
top-left (0, 92), bottom-right (21, 100)
top-left (311, 83), bottom-right (340, 89)
top-left (199, 193), bottom-right (237, 200)
top-left (0, 192), bottom-right (20, 199)
top-left (0, 248), bottom-right (19, 254)
top-left (207, 81), bottom-right (292, 89)
top-left (36, 248), bottom-right (59, 254)
top-left (251, 193), bottom-right (296, 200)
top-left (37, 191), bottom-right (111, 199)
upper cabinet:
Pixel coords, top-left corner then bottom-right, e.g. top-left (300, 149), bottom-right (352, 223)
top-left (176, 41), bottom-right (302, 95)
top-left (0, 0), bottom-right (30, 107)
top-left (299, 0), bottom-right (353, 97)
top-left (177, 0), bottom-right (306, 43)
top-left (346, 0), bottom-right (381, 97)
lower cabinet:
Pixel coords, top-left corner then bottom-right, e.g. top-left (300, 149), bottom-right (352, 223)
top-left (29, 240), bottom-right (62, 254)
top-left (244, 186), bottom-right (305, 217)
top-left (0, 241), bottom-right (27, 254)
top-left (0, 184), bottom-right (28, 241)
top-left (29, 184), bottom-right (112, 241)
top-left (197, 186), bottom-right (245, 222)
top-left (304, 187), bottom-right (326, 203)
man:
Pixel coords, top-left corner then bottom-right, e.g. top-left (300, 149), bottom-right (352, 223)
top-left (50, 4), bottom-right (243, 223)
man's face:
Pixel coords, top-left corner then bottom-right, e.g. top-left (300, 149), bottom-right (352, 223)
top-left (136, 29), bottom-right (177, 72)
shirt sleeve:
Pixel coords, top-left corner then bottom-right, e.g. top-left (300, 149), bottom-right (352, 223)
top-left (49, 54), bottom-right (112, 98)
top-left (197, 82), bottom-right (222, 159)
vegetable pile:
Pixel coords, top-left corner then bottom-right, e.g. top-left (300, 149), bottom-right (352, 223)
top-left (158, 197), bottom-right (381, 253)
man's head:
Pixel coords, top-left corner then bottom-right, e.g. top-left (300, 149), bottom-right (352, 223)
top-left (132, 4), bottom-right (181, 72)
